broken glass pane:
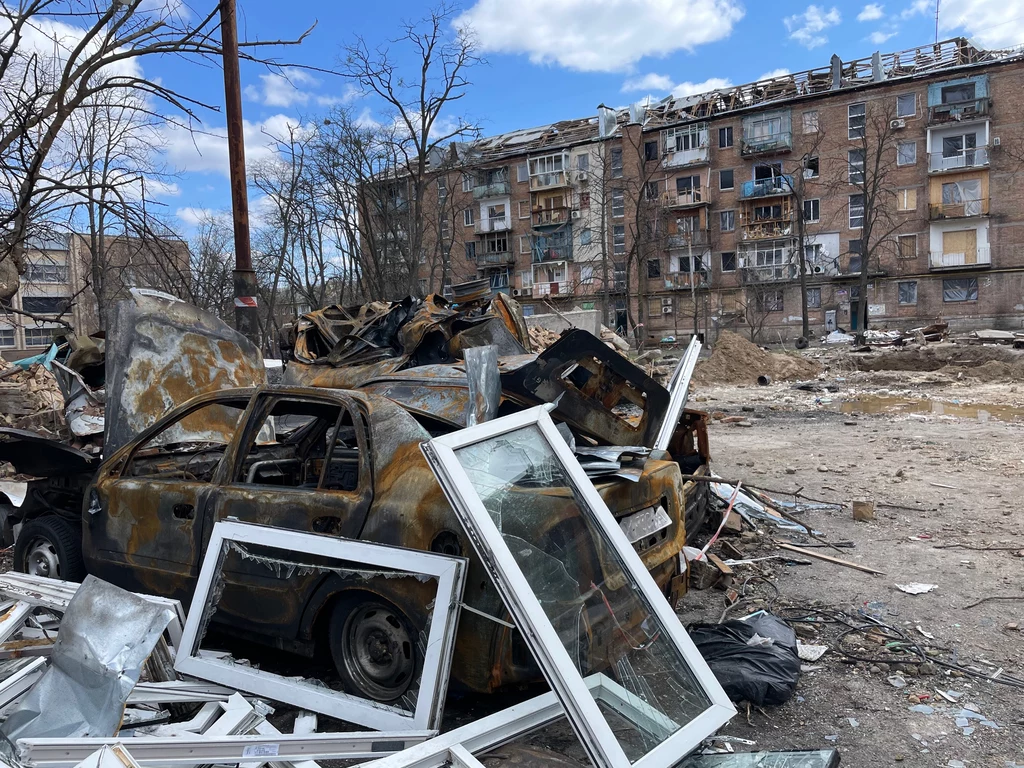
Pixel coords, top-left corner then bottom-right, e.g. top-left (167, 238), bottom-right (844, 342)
top-left (680, 750), bottom-right (840, 768)
top-left (453, 424), bottom-right (713, 762)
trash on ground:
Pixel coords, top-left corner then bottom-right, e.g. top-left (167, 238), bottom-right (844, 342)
top-left (896, 583), bottom-right (938, 595)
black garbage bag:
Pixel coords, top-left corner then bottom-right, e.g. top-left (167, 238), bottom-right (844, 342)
top-left (688, 613), bottom-right (801, 706)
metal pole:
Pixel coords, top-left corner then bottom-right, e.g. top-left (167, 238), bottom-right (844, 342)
top-left (220, 0), bottom-right (260, 349)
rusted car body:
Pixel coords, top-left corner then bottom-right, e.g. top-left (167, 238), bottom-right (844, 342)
top-left (83, 385), bottom-right (705, 695)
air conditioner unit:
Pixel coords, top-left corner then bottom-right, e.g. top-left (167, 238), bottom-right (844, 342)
top-left (519, 287), bottom-right (533, 297)
top-left (512, 288), bottom-right (521, 297)
top-left (890, 119), bottom-right (906, 129)
top-left (576, 171), bottom-right (589, 182)
top-left (571, 210), bottom-right (582, 220)
top-left (813, 265), bottom-right (824, 274)
top-left (662, 306), bottom-right (673, 314)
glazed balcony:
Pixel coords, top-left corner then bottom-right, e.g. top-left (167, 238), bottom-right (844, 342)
top-left (740, 131), bottom-right (793, 157)
top-left (472, 180), bottom-right (512, 199)
top-left (474, 216), bottom-right (512, 234)
top-left (928, 147), bottom-right (989, 173)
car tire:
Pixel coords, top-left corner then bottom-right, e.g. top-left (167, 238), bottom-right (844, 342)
top-left (14, 516), bottom-right (85, 581)
top-left (328, 595), bottom-right (418, 703)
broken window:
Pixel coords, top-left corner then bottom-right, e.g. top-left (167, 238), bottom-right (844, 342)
top-left (721, 252), bottom-right (737, 272)
top-left (25, 263), bottom-right (68, 284)
top-left (719, 169), bottom-right (734, 190)
top-left (666, 124), bottom-right (707, 153)
top-left (896, 93), bottom-right (916, 117)
top-left (942, 277), bottom-right (978, 302)
top-left (578, 154), bottom-right (590, 171)
top-left (465, 242), bottom-right (476, 261)
top-left (941, 81), bottom-right (976, 104)
top-left (803, 199), bottom-right (820, 223)
top-left (436, 176), bottom-right (447, 200)
top-left (848, 149), bottom-right (865, 184)
top-left (757, 289), bottom-right (784, 313)
top-left (610, 147), bottom-right (623, 178)
top-left (804, 156), bottom-right (819, 178)
top-left (898, 281), bottom-right (918, 305)
top-left (897, 141), bottom-right (917, 166)
top-left (849, 194), bottom-right (865, 228)
top-left (806, 287), bottom-right (822, 308)
top-left (580, 228), bottom-right (592, 246)
top-left (802, 110), bottom-right (819, 134)
top-left (718, 126), bottom-right (733, 148)
top-left (754, 162), bottom-right (782, 182)
top-left (941, 179), bottom-right (983, 215)
top-left (848, 103), bottom-right (866, 139)
top-left (645, 181), bottom-right (660, 200)
top-left (719, 210), bottom-right (735, 232)
top-left (175, 520), bottom-right (466, 732)
top-left (421, 412), bottom-right (735, 767)
top-left (753, 204), bottom-right (782, 221)
top-left (644, 141), bottom-right (659, 161)
top-left (517, 163), bottom-right (528, 183)
top-left (647, 258), bottom-right (661, 278)
top-left (580, 191), bottom-right (591, 209)
top-left (21, 296), bottom-right (69, 315)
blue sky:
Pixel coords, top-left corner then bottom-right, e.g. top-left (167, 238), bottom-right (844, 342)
top-left (157, 0), bottom-right (1022, 232)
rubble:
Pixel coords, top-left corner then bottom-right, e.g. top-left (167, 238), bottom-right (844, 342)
top-left (691, 332), bottom-right (821, 387)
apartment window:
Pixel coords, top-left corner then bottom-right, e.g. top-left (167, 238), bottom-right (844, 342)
top-left (613, 262), bottom-right (627, 290)
top-left (644, 141), bottom-right (659, 161)
top-left (897, 141), bottom-right (917, 166)
top-left (579, 228), bottom-right (592, 245)
top-left (437, 176), bottom-right (448, 199)
top-left (580, 265), bottom-right (595, 283)
top-left (464, 242), bottom-right (476, 261)
top-left (802, 110), bottom-right (819, 134)
top-left (943, 277), bottom-right (978, 302)
top-left (610, 147), bottom-right (623, 178)
top-left (645, 181), bottom-right (660, 200)
top-left (897, 188), bottom-right (917, 211)
top-left (898, 281), bottom-right (918, 305)
top-left (753, 203), bottom-right (782, 221)
top-left (849, 194), bottom-right (865, 228)
top-left (24, 327), bottom-right (56, 347)
top-left (577, 154), bottom-right (590, 171)
top-left (22, 296), bottom-right (69, 315)
top-left (896, 93), bottom-right (916, 118)
top-left (461, 174), bottom-right (473, 192)
top-left (721, 251), bottom-right (737, 272)
top-left (804, 156), bottom-right (819, 178)
top-left (647, 258), bottom-right (661, 278)
top-left (848, 103), bottom-right (866, 139)
top-left (613, 225), bottom-right (626, 255)
top-left (848, 239), bottom-right (863, 255)
top-left (518, 200), bottom-right (530, 219)
top-left (665, 124), bottom-right (706, 153)
top-left (941, 81), bottom-right (976, 104)
top-left (898, 234), bottom-right (917, 259)
top-left (803, 199), bottom-right (820, 223)
top-left (519, 270), bottom-right (533, 288)
top-left (942, 133), bottom-right (978, 160)
top-left (719, 169), bottom-right (734, 190)
top-left (719, 210), bottom-right (735, 232)
top-left (718, 126), bottom-right (733, 148)
top-left (611, 188), bottom-right (625, 218)
top-left (848, 149), bottom-right (865, 184)
top-left (25, 264), bottom-right (68, 284)
top-left (463, 209), bottom-right (475, 226)
top-left (754, 162), bottom-right (782, 181)
top-left (0, 328), bottom-right (13, 347)
top-left (516, 163), bottom-right (528, 183)
top-left (439, 218), bottom-right (450, 240)
top-left (579, 191), bottom-right (591, 209)
top-left (806, 287), bottom-right (822, 309)
top-left (519, 235), bottom-right (531, 254)
top-left (757, 289), bottom-right (784, 313)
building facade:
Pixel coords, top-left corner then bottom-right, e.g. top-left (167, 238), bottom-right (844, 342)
top-left (378, 38), bottom-right (1024, 343)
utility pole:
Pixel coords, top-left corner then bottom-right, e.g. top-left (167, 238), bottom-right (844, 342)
top-left (220, 0), bottom-right (260, 349)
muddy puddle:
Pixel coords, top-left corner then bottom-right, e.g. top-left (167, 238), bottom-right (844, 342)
top-left (841, 395), bottom-right (1024, 422)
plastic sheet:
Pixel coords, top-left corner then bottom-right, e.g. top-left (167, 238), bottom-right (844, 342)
top-left (1, 576), bottom-right (173, 745)
top-left (689, 614), bottom-right (801, 706)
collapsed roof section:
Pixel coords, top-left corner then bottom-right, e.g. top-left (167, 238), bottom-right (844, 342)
top-left (445, 37), bottom-right (1020, 168)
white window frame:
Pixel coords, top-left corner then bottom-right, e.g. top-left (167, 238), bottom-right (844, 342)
top-left (175, 521), bottom-right (467, 732)
top-left (848, 103), bottom-right (866, 140)
top-left (802, 110), bottom-right (819, 134)
top-left (461, 174), bottom-right (473, 193)
top-left (421, 407), bottom-right (735, 768)
top-left (803, 198), bottom-right (820, 223)
top-left (655, 338), bottom-right (701, 451)
top-left (611, 188), bottom-right (625, 218)
top-left (719, 210), bottom-right (735, 232)
top-left (897, 141), bottom-right (917, 166)
top-left (519, 235), bottom-right (531, 254)
top-left (463, 209), bottom-right (474, 227)
top-left (517, 200), bottom-right (531, 219)
top-left (849, 194), bottom-right (865, 229)
top-left (848, 149), bottom-right (865, 184)
top-left (897, 188), bottom-right (917, 211)
top-left (516, 163), bottom-right (528, 183)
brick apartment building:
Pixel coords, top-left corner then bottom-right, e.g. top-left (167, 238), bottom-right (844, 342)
top-left (370, 38), bottom-right (1024, 344)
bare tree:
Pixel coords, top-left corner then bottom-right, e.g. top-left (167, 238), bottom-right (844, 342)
top-left (186, 211), bottom-right (234, 320)
top-left (342, 2), bottom-right (479, 298)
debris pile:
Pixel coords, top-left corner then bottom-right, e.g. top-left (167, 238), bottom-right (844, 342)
top-left (528, 325), bottom-right (561, 350)
top-left (692, 331), bottom-right (821, 387)
top-left (0, 359), bottom-right (64, 433)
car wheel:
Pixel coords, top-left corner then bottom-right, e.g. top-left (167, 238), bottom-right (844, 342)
top-left (14, 516), bottom-right (85, 581)
top-left (328, 596), bottom-right (417, 703)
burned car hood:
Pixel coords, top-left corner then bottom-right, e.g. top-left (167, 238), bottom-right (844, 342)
top-left (0, 428), bottom-right (97, 477)
top-left (104, 289), bottom-right (267, 455)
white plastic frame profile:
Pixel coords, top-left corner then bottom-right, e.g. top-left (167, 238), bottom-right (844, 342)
top-left (175, 520), bottom-right (467, 732)
top-left (654, 336), bottom-right (702, 452)
top-left (421, 406), bottom-right (735, 768)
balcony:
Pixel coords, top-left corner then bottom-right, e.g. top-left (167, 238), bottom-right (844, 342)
top-left (739, 175), bottom-right (793, 199)
top-left (666, 230), bottom-right (710, 249)
top-left (929, 198), bottom-right (989, 219)
top-left (660, 270), bottom-right (709, 290)
top-left (929, 246), bottom-right (991, 270)
top-left (740, 131), bottom-right (793, 157)
top-left (928, 98), bottom-right (989, 125)
top-left (472, 180), bottom-right (511, 199)
top-left (476, 250), bottom-right (514, 266)
top-left (532, 245), bottom-right (573, 264)
top-left (529, 171), bottom-right (570, 192)
top-left (739, 263), bottom-right (798, 283)
top-left (661, 187), bottom-right (709, 208)
top-left (474, 216), bottom-right (511, 234)
top-left (534, 281), bottom-right (570, 297)
top-left (663, 146), bottom-right (709, 168)
top-left (741, 220), bottom-right (794, 240)
top-left (533, 207), bottom-right (571, 227)
top-left (928, 147), bottom-right (989, 173)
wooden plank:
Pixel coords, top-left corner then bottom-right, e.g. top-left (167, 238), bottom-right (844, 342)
top-left (705, 553), bottom-right (734, 576)
top-left (776, 543), bottom-right (885, 575)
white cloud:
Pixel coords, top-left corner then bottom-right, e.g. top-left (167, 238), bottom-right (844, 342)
top-left (244, 70), bottom-right (322, 108)
top-left (784, 5), bottom-right (842, 49)
top-left (758, 68), bottom-right (791, 80)
top-left (936, 0), bottom-right (1024, 48)
top-left (621, 73), bottom-right (676, 92)
top-left (858, 3), bottom-right (885, 21)
top-left (899, 0), bottom-right (932, 19)
top-left (160, 114), bottom-right (303, 177)
top-left (175, 207), bottom-right (215, 227)
top-left (671, 77), bottom-right (733, 97)
top-left (869, 29), bottom-right (896, 43)
top-left (456, 0), bottom-right (744, 73)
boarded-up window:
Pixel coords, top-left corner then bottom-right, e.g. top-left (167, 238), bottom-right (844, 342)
top-left (898, 234), bottom-right (917, 259)
top-left (942, 277), bottom-right (978, 302)
top-left (942, 229), bottom-right (978, 264)
top-left (897, 189), bottom-right (917, 211)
